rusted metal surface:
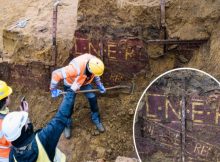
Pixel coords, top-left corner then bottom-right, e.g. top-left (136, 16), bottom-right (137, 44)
top-left (147, 39), bottom-right (208, 56)
top-left (52, 1), bottom-right (61, 67)
top-left (146, 39), bottom-right (208, 45)
top-left (0, 62), bottom-right (50, 90)
top-left (135, 91), bottom-right (220, 161)
top-left (160, 0), bottom-right (166, 28)
top-left (72, 31), bottom-right (149, 85)
top-left (181, 79), bottom-right (186, 162)
top-left (71, 30), bottom-right (206, 85)
top-left (160, 0), bottom-right (167, 56)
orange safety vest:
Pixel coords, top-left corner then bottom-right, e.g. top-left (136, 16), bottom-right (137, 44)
top-left (50, 54), bottom-right (95, 89)
top-left (0, 115), bottom-right (11, 159)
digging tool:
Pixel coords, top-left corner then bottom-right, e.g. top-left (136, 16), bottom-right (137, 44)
top-left (9, 18), bottom-right (30, 31)
top-left (52, 1), bottom-right (60, 67)
top-left (52, 1), bottom-right (69, 67)
top-left (59, 82), bottom-right (135, 95)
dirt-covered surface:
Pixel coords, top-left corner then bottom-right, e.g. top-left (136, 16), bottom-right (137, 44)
top-left (0, 0), bottom-right (220, 162)
top-left (7, 73), bottom-right (149, 162)
top-left (134, 69), bottom-right (220, 162)
top-left (0, 0), bottom-right (77, 65)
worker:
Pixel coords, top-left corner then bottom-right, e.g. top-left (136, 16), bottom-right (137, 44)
top-left (0, 81), bottom-right (12, 162)
top-left (50, 53), bottom-right (106, 139)
top-left (2, 89), bottom-right (75, 162)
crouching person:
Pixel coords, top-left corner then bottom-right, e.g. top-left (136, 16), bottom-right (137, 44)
top-left (2, 89), bottom-right (75, 162)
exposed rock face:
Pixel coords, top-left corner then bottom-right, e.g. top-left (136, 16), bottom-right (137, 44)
top-left (0, 0), bottom-right (77, 65)
top-left (165, 0), bottom-right (220, 79)
top-left (166, 0), bottom-right (220, 40)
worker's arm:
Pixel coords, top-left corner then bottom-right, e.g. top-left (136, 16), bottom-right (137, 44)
top-left (50, 68), bottom-right (64, 90)
top-left (37, 89), bottom-right (75, 161)
top-left (50, 65), bottom-right (78, 97)
top-left (94, 76), bottom-right (106, 93)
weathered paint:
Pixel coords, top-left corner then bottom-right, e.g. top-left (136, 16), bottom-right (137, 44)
top-left (72, 31), bottom-right (149, 85)
top-left (136, 91), bottom-right (220, 161)
top-left (145, 93), bottom-right (220, 125)
top-left (0, 62), bottom-right (50, 90)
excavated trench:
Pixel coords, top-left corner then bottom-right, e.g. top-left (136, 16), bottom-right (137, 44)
top-left (0, 0), bottom-right (220, 161)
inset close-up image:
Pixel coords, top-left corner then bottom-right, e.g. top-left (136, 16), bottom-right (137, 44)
top-left (134, 68), bottom-right (220, 162)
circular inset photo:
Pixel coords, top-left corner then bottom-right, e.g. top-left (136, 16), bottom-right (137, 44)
top-left (133, 68), bottom-right (220, 162)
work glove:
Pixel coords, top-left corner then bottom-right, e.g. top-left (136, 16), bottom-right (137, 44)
top-left (51, 89), bottom-right (62, 98)
top-left (97, 82), bottom-right (106, 93)
top-left (71, 82), bottom-right (80, 92)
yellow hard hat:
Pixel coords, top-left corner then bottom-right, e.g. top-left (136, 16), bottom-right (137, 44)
top-left (0, 81), bottom-right (12, 100)
top-left (87, 57), bottom-right (104, 76)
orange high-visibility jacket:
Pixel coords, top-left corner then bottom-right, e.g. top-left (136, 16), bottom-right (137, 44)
top-left (0, 115), bottom-right (11, 159)
top-left (50, 54), bottom-right (99, 89)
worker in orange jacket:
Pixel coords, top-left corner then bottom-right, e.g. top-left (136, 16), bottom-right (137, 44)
top-left (0, 80), bottom-right (13, 162)
top-left (50, 53), bottom-right (106, 138)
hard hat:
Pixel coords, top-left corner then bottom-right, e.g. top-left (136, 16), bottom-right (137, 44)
top-left (87, 57), bottom-right (104, 76)
top-left (0, 80), bottom-right (12, 100)
top-left (2, 111), bottom-right (28, 142)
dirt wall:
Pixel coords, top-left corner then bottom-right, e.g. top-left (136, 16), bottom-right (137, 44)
top-left (0, 0), bottom-right (77, 65)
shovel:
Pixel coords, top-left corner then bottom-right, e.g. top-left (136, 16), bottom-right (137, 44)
top-left (59, 82), bottom-right (135, 95)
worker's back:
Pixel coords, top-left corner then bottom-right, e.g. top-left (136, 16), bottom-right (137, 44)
top-left (9, 132), bottom-right (38, 162)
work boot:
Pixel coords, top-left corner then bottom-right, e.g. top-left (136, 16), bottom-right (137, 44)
top-left (91, 112), bottom-right (105, 133)
top-left (95, 122), bottom-right (105, 133)
top-left (63, 126), bottom-right (72, 139)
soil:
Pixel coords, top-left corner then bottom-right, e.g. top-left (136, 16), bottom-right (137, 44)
top-left (0, 0), bottom-right (77, 65)
top-left (7, 74), bottom-right (149, 162)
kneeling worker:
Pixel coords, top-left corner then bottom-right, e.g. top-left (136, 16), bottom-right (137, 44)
top-left (2, 89), bottom-right (75, 162)
top-left (50, 53), bottom-right (106, 139)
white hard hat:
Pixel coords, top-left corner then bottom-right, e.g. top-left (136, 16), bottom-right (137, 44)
top-left (2, 111), bottom-right (28, 142)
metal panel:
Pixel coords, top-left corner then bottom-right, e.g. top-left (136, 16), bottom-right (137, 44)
top-left (135, 91), bottom-right (220, 162)
top-left (72, 32), bottom-right (149, 85)
top-left (0, 62), bottom-right (50, 90)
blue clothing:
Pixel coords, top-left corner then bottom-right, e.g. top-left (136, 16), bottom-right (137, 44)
top-left (9, 89), bottom-right (75, 162)
top-left (64, 84), bottom-right (100, 127)
top-left (80, 84), bottom-right (96, 99)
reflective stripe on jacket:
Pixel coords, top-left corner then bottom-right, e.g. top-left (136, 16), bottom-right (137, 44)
top-left (50, 54), bottom-right (96, 89)
top-left (0, 113), bottom-right (11, 159)
top-left (0, 157), bottom-right (9, 162)
top-left (13, 134), bottom-right (65, 162)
